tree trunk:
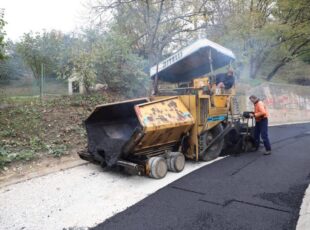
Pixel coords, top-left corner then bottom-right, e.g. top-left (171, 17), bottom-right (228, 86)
top-left (249, 55), bottom-right (256, 79)
top-left (266, 59), bottom-right (287, 81)
top-left (250, 50), bottom-right (269, 79)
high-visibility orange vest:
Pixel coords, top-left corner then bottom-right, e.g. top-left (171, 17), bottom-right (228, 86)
top-left (254, 100), bottom-right (269, 122)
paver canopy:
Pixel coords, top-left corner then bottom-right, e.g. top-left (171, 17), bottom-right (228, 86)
top-left (150, 39), bottom-right (236, 83)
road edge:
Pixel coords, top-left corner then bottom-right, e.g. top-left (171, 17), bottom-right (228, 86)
top-left (296, 184), bottom-right (310, 230)
top-left (0, 160), bottom-right (87, 189)
top-left (269, 120), bottom-right (310, 127)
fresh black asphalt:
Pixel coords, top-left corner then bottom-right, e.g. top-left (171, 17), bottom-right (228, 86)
top-left (91, 123), bottom-right (310, 230)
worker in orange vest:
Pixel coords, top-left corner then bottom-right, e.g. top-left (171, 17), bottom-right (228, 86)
top-left (249, 95), bottom-right (271, 155)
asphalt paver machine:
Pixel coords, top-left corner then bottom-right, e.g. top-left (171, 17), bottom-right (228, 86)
top-left (79, 39), bottom-right (255, 179)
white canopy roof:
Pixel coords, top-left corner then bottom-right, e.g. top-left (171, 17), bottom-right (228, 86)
top-left (150, 39), bottom-right (235, 83)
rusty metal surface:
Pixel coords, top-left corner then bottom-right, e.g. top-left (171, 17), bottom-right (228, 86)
top-left (132, 97), bottom-right (195, 152)
top-left (133, 126), bottom-right (192, 152)
top-left (135, 97), bottom-right (195, 132)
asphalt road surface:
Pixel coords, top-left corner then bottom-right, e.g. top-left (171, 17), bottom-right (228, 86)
top-left (92, 123), bottom-right (310, 230)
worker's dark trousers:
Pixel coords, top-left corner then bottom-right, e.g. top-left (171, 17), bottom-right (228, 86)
top-left (254, 118), bottom-right (271, 151)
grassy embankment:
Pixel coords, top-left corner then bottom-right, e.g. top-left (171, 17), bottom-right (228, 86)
top-left (0, 93), bottom-right (122, 169)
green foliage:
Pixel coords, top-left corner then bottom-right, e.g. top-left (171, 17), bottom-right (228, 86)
top-left (8, 150), bottom-right (36, 161)
top-left (0, 93), bottom-right (109, 166)
top-left (300, 52), bottom-right (310, 64)
top-left (210, 0), bottom-right (310, 80)
top-left (0, 40), bottom-right (28, 81)
top-left (0, 8), bottom-right (6, 61)
top-left (46, 144), bottom-right (67, 157)
top-left (29, 137), bottom-right (47, 152)
top-left (51, 27), bottom-right (149, 96)
top-left (93, 27), bottom-right (148, 96)
top-left (66, 93), bottom-right (106, 107)
top-left (13, 30), bottom-right (99, 93)
top-left (0, 129), bottom-right (17, 138)
top-left (0, 146), bottom-right (11, 168)
top-left (67, 39), bottom-right (97, 93)
top-left (16, 31), bottom-right (65, 80)
top-left (0, 146), bottom-right (35, 168)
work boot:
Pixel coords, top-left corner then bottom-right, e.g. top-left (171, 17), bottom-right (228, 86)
top-left (264, 150), bottom-right (271, 155)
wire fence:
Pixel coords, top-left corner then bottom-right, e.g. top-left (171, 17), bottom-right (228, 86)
top-left (0, 77), bottom-right (68, 98)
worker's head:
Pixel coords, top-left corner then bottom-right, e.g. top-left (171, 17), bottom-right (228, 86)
top-left (249, 95), bottom-right (259, 104)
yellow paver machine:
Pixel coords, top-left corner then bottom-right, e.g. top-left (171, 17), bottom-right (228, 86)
top-left (79, 39), bottom-right (255, 179)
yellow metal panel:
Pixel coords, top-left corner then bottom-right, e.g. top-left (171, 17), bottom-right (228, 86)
top-left (213, 95), bottom-right (229, 107)
top-left (133, 125), bottom-right (192, 152)
top-left (206, 121), bottom-right (222, 130)
top-left (135, 97), bottom-right (195, 132)
top-left (193, 77), bottom-right (209, 88)
top-left (179, 95), bottom-right (199, 160)
top-left (209, 107), bottom-right (229, 116)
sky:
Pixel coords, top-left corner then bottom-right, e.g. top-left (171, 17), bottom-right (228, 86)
top-left (1, 0), bottom-right (88, 41)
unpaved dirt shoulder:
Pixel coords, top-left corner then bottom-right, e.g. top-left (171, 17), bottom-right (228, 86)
top-left (0, 152), bottom-right (86, 188)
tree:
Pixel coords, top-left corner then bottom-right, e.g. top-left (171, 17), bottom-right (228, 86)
top-left (197, 0), bottom-right (310, 81)
top-left (0, 8), bottom-right (6, 61)
top-left (65, 35), bottom-right (97, 94)
top-left (48, 26), bottom-right (148, 96)
top-left (16, 30), bottom-right (69, 80)
top-left (89, 0), bottom-right (211, 66)
top-left (202, 0), bottom-right (276, 79)
top-left (265, 0), bottom-right (310, 80)
top-left (0, 40), bottom-right (28, 81)
top-left (93, 26), bottom-right (148, 96)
